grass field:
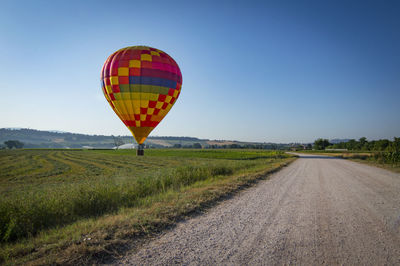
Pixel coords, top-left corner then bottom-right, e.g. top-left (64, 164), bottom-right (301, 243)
top-left (0, 149), bottom-right (294, 265)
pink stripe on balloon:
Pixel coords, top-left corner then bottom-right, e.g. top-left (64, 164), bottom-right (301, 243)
top-left (152, 62), bottom-right (165, 70)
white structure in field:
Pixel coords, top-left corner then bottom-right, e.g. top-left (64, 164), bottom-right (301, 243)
top-left (114, 143), bottom-right (137, 149)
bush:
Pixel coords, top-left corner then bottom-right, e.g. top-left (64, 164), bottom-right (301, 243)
top-left (371, 151), bottom-right (400, 164)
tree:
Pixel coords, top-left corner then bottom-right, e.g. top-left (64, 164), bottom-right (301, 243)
top-left (393, 137), bottom-right (400, 152)
top-left (313, 139), bottom-right (330, 150)
top-left (229, 143), bottom-right (241, 149)
top-left (346, 139), bottom-right (357, 150)
top-left (192, 143), bottom-right (202, 149)
top-left (359, 137), bottom-right (367, 150)
top-left (373, 139), bottom-right (390, 151)
top-left (388, 137), bottom-right (400, 152)
top-left (4, 140), bottom-right (24, 149)
top-left (112, 135), bottom-right (124, 148)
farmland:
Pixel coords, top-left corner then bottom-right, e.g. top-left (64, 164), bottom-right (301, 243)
top-left (0, 149), bottom-right (294, 265)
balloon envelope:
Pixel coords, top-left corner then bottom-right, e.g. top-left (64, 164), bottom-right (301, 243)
top-left (101, 46), bottom-right (182, 144)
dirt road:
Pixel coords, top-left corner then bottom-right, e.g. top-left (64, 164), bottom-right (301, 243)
top-left (120, 154), bottom-right (400, 265)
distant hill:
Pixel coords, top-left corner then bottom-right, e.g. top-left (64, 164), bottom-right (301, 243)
top-left (0, 128), bottom-right (208, 148)
top-left (0, 128), bottom-right (287, 149)
top-left (330, 139), bottom-right (351, 144)
top-left (0, 128), bottom-right (118, 148)
top-left (0, 128), bottom-right (293, 149)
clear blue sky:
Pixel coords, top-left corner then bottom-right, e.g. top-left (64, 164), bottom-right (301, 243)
top-left (1, 0), bottom-right (399, 143)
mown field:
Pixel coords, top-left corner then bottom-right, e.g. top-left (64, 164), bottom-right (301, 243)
top-left (0, 149), bottom-right (294, 265)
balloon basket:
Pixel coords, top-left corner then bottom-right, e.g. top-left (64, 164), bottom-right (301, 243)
top-left (137, 144), bottom-right (144, 156)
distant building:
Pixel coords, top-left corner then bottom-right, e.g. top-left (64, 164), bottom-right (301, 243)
top-left (114, 143), bottom-right (137, 149)
top-left (82, 146), bottom-right (94, 149)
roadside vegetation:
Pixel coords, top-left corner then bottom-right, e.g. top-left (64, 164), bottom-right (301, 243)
top-left (0, 149), bottom-right (295, 265)
top-left (306, 137), bottom-right (400, 172)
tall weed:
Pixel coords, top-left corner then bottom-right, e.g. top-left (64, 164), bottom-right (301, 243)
top-left (0, 164), bottom-right (236, 242)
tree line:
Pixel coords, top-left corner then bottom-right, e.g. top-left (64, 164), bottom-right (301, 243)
top-left (2, 140), bottom-right (24, 149)
top-left (314, 137), bottom-right (400, 164)
top-left (171, 143), bottom-right (290, 150)
top-left (314, 137), bottom-right (400, 152)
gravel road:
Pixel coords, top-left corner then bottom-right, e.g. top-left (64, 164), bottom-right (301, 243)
top-left (119, 154), bottom-right (400, 265)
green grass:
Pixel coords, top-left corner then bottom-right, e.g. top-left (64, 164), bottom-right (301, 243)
top-left (94, 148), bottom-right (288, 160)
top-left (0, 149), bottom-right (294, 265)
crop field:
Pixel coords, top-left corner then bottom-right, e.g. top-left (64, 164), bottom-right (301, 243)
top-left (0, 149), bottom-right (294, 265)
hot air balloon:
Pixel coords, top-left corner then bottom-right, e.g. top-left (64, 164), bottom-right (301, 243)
top-left (101, 46), bottom-right (182, 155)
